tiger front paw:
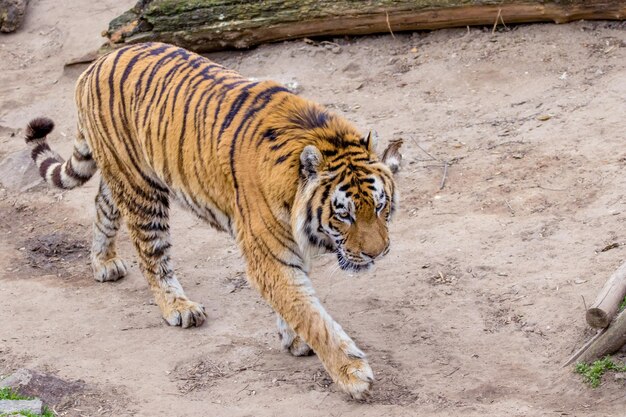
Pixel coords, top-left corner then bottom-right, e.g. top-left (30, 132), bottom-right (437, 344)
top-left (335, 355), bottom-right (374, 400)
top-left (162, 298), bottom-right (206, 328)
top-left (327, 343), bottom-right (373, 400)
top-left (92, 257), bottom-right (127, 282)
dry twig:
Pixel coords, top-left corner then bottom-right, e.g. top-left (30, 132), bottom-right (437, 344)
top-left (410, 137), bottom-right (438, 161)
top-left (492, 8), bottom-right (502, 34)
top-left (439, 161), bottom-right (449, 190)
top-left (562, 328), bottom-right (607, 367)
top-left (445, 366), bottom-right (461, 377)
top-left (492, 8), bottom-right (508, 34)
top-left (385, 11), bottom-right (396, 40)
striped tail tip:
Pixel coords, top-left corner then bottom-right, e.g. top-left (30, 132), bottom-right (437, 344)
top-left (25, 117), bottom-right (55, 143)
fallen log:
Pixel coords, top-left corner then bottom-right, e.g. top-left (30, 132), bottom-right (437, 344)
top-left (586, 261), bottom-right (626, 329)
top-left (102, 0), bottom-right (626, 53)
top-left (577, 308), bottom-right (626, 364)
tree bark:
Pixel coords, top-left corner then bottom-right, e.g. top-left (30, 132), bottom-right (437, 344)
top-left (586, 261), bottom-right (626, 329)
top-left (102, 0), bottom-right (626, 53)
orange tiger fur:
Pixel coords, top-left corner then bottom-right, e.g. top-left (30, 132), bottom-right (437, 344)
top-left (25, 42), bottom-right (402, 399)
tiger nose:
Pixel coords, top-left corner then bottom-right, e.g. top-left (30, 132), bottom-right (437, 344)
top-left (362, 242), bottom-right (389, 260)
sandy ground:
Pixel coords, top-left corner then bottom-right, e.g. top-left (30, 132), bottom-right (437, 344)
top-left (1, 1), bottom-right (626, 416)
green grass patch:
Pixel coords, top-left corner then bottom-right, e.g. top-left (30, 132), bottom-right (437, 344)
top-left (0, 386), bottom-right (55, 417)
top-left (619, 296), bottom-right (626, 312)
top-left (575, 357), bottom-right (626, 388)
top-left (0, 386), bottom-right (23, 400)
top-left (1, 412), bottom-right (55, 417)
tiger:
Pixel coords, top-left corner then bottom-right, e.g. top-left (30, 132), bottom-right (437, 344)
top-left (24, 42), bottom-right (402, 400)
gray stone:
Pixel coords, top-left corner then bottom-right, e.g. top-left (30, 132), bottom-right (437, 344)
top-left (0, 149), bottom-right (43, 192)
top-left (0, 368), bottom-right (34, 388)
top-left (0, 0), bottom-right (29, 33)
top-left (0, 399), bottom-right (42, 414)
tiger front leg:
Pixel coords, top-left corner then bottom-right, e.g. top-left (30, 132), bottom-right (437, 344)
top-left (248, 258), bottom-right (373, 399)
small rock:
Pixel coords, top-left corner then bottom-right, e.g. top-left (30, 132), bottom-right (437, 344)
top-left (342, 62), bottom-right (360, 73)
top-left (0, 399), bottom-right (42, 414)
top-left (323, 43), bottom-right (341, 54)
top-left (0, 368), bottom-right (33, 388)
top-left (614, 373), bottom-right (626, 381)
top-left (0, 149), bottom-right (43, 192)
top-left (283, 81), bottom-right (302, 94)
top-left (250, 76), bottom-right (302, 94)
top-left (0, 0), bottom-right (29, 33)
top-left (537, 114), bottom-right (552, 121)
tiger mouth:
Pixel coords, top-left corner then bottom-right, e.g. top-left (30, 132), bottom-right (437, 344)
top-left (336, 252), bottom-right (373, 272)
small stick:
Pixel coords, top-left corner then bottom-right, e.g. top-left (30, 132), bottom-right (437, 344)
top-left (499, 10), bottom-right (508, 29)
top-left (505, 200), bottom-right (514, 215)
top-left (236, 383), bottom-right (251, 394)
top-left (439, 161), bottom-right (449, 190)
top-left (562, 328), bottom-right (607, 367)
top-left (385, 11), bottom-right (396, 40)
top-left (410, 137), bottom-right (438, 161)
top-left (445, 366), bottom-right (461, 377)
top-left (492, 8), bottom-right (502, 34)
top-left (486, 140), bottom-right (528, 150)
top-left (536, 185), bottom-right (568, 192)
top-left (408, 136), bottom-right (451, 190)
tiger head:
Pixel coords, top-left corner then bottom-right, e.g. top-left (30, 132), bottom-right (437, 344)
top-left (294, 132), bottom-right (402, 272)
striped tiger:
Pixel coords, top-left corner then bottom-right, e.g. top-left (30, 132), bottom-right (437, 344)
top-left (25, 42), bottom-right (402, 399)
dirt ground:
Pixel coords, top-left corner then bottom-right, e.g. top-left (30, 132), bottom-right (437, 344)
top-left (1, 1), bottom-right (626, 416)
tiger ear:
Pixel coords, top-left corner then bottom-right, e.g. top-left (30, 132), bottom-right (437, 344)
top-left (300, 145), bottom-right (323, 180)
top-left (381, 139), bottom-right (403, 174)
top-left (361, 131), bottom-right (378, 152)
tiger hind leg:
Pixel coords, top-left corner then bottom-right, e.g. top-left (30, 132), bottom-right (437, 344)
top-left (105, 176), bottom-right (206, 328)
top-left (91, 179), bottom-right (127, 282)
top-left (277, 315), bottom-right (312, 356)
